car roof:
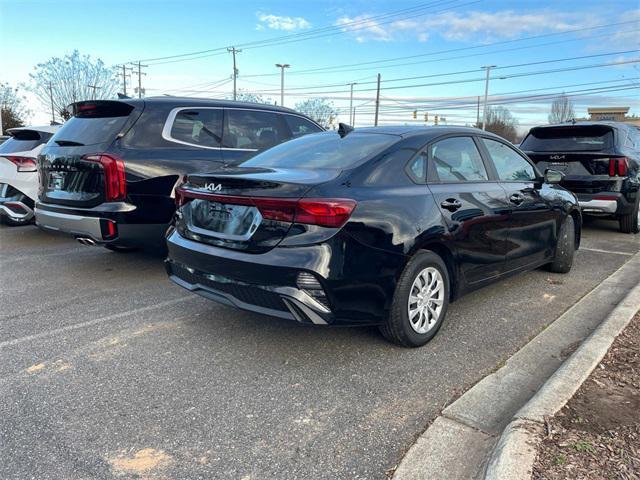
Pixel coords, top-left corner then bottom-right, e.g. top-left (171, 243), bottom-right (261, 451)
top-left (127, 96), bottom-right (301, 116)
top-left (351, 125), bottom-right (502, 140)
top-left (7, 125), bottom-right (60, 135)
top-left (529, 121), bottom-right (627, 131)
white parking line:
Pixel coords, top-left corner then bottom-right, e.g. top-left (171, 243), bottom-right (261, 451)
top-left (580, 247), bottom-right (634, 256)
top-left (0, 296), bottom-right (192, 350)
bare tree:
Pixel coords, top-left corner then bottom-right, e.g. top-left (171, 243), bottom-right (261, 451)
top-left (475, 106), bottom-right (519, 142)
top-left (294, 98), bottom-right (337, 129)
top-left (234, 91), bottom-right (273, 104)
top-left (548, 93), bottom-right (575, 124)
top-left (0, 83), bottom-right (31, 129)
top-left (28, 50), bottom-right (119, 121)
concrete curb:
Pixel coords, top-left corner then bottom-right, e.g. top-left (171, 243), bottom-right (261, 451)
top-left (393, 250), bottom-right (640, 480)
top-left (484, 280), bottom-right (640, 480)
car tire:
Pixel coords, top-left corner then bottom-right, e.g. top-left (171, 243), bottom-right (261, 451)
top-left (103, 244), bottom-right (138, 253)
top-left (618, 196), bottom-right (639, 234)
top-left (380, 251), bottom-right (450, 348)
top-left (546, 215), bottom-right (575, 274)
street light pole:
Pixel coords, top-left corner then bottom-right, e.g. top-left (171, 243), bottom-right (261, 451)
top-left (275, 63), bottom-right (290, 107)
top-left (481, 65), bottom-right (496, 131)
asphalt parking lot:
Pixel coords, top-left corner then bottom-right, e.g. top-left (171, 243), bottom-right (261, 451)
top-left (1, 219), bottom-right (639, 480)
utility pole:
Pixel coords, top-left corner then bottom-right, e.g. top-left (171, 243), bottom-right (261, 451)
top-left (275, 63), bottom-right (290, 107)
top-left (228, 47), bottom-right (241, 101)
top-left (131, 61), bottom-right (148, 99)
top-left (48, 82), bottom-right (55, 124)
top-left (87, 84), bottom-right (101, 100)
top-left (118, 64), bottom-right (132, 96)
top-left (352, 107), bottom-right (356, 128)
top-left (374, 73), bottom-right (381, 127)
top-left (347, 82), bottom-right (357, 125)
top-left (476, 96), bottom-right (481, 126)
top-left (481, 65), bottom-right (496, 131)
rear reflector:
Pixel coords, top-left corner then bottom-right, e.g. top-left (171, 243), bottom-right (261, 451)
top-left (609, 157), bottom-right (629, 177)
top-left (176, 187), bottom-right (356, 228)
top-left (100, 219), bottom-right (118, 239)
top-left (6, 156), bottom-right (37, 172)
top-left (83, 154), bottom-right (126, 201)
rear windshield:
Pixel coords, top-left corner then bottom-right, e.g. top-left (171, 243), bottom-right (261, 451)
top-left (240, 132), bottom-right (399, 169)
top-left (521, 126), bottom-right (614, 152)
top-left (51, 101), bottom-right (134, 146)
top-left (0, 132), bottom-right (51, 154)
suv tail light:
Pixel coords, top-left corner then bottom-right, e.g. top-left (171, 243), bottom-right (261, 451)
top-left (6, 156), bottom-right (37, 172)
top-left (176, 187), bottom-right (357, 228)
top-left (83, 154), bottom-right (126, 201)
top-left (608, 157), bottom-right (629, 177)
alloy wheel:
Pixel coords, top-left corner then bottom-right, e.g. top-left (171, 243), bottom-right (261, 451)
top-left (407, 267), bottom-right (444, 334)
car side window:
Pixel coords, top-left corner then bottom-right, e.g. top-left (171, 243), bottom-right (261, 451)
top-left (430, 136), bottom-right (488, 182)
top-left (223, 109), bottom-right (290, 150)
top-left (284, 115), bottom-right (322, 138)
top-left (481, 138), bottom-right (536, 181)
top-left (169, 109), bottom-right (223, 148)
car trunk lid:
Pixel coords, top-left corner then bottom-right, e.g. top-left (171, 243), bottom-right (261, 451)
top-left (176, 166), bottom-right (349, 253)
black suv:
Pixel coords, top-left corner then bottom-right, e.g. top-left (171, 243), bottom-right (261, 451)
top-left (165, 126), bottom-right (581, 347)
top-left (520, 122), bottom-right (640, 233)
top-left (35, 97), bottom-right (322, 250)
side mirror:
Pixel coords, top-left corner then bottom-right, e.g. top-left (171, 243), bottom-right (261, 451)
top-left (544, 169), bottom-right (565, 185)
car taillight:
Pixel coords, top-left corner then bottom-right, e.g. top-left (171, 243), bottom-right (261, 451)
top-left (294, 199), bottom-right (357, 228)
top-left (6, 156), bottom-right (37, 172)
top-left (83, 154), bottom-right (126, 201)
top-left (608, 157), bottom-right (629, 177)
top-left (175, 187), bottom-right (357, 228)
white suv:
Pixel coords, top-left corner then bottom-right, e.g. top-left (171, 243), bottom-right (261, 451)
top-left (0, 125), bottom-right (58, 225)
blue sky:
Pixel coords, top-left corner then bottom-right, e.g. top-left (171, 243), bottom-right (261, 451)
top-left (1, 0), bottom-right (639, 130)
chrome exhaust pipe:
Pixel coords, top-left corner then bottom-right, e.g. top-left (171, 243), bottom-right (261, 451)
top-left (0, 201), bottom-right (34, 220)
top-left (76, 237), bottom-right (96, 246)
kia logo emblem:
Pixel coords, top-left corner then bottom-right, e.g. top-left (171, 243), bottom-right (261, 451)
top-left (204, 183), bottom-right (222, 192)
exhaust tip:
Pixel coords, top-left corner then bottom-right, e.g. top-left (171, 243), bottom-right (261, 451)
top-left (76, 237), bottom-right (96, 246)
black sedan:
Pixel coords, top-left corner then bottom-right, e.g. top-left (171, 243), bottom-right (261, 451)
top-left (165, 125), bottom-right (581, 347)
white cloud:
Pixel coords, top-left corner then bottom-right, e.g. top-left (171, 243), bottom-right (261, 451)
top-left (335, 15), bottom-right (393, 42)
top-left (335, 10), bottom-right (605, 43)
top-left (256, 13), bottom-right (311, 31)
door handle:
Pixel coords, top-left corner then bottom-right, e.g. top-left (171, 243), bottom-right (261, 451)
top-left (509, 193), bottom-right (524, 205)
top-left (440, 198), bottom-right (462, 212)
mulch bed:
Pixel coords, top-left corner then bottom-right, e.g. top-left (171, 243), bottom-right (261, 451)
top-left (533, 312), bottom-right (640, 480)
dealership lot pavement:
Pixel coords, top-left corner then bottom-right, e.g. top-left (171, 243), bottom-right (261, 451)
top-left (1, 220), bottom-right (639, 480)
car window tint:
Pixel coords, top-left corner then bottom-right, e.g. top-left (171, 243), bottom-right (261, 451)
top-left (481, 138), bottom-right (535, 181)
top-left (241, 132), bottom-right (398, 169)
top-left (430, 137), bottom-right (488, 182)
top-left (170, 109), bottom-right (223, 148)
top-left (406, 151), bottom-right (427, 183)
top-left (223, 109), bottom-right (289, 150)
top-left (284, 115), bottom-right (322, 138)
top-left (0, 137), bottom-right (43, 154)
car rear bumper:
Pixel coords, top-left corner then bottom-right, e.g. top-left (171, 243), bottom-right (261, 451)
top-left (577, 192), bottom-right (634, 216)
top-left (34, 201), bottom-right (167, 246)
top-left (166, 229), bottom-right (398, 326)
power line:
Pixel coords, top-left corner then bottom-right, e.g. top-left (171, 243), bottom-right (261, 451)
top-left (234, 49), bottom-right (640, 95)
top-left (127, 0), bottom-right (475, 66)
top-left (240, 20), bottom-right (640, 78)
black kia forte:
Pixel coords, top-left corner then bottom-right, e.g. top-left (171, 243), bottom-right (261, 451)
top-left (165, 125), bottom-right (581, 347)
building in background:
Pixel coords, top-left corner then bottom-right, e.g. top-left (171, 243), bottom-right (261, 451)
top-left (584, 107), bottom-right (640, 126)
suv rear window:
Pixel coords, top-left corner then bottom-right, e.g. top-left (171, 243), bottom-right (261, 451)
top-left (0, 131), bottom-right (52, 154)
top-left (521, 125), bottom-right (614, 152)
top-left (241, 132), bottom-right (398, 169)
top-left (50, 101), bottom-right (134, 147)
